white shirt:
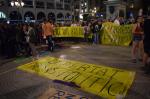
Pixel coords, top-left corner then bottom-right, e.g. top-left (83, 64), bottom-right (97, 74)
top-left (114, 19), bottom-right (120, 25)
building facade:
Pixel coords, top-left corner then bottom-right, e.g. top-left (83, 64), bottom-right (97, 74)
top-left (0, 0), bottom-right (73, 23)
top-left (72, 0), bottom-right (80, 21)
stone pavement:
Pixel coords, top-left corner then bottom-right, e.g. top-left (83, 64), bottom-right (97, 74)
top-left (0, 43), bottom-right (150, 99)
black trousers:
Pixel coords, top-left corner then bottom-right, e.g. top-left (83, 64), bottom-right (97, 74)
top-left (46, 35), bottom-right (54, 51)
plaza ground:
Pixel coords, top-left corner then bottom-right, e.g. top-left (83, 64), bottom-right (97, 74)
top-left (0, 43), bottom-right (150, 99)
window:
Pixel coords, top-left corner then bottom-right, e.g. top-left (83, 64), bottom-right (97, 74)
top-left (37, 12), bottom-right (46, 20)
top-left (74, 4), bottom-right (80, 9)
top-left (64, 4), bottom-right (71, 10)
top-left (57, 13), bottom-right (64, 19)
top-left (0, 1), bottom-right (4, 7)
top-left (64, 0), bottom-right (71, 3)
top-left (0, 11), bottom-right (6, 19)
top-left (56, 3), bottom-right (63, 10)
top-left (47, 2), bottom-right (55, 9)
top-left (24, 0), bottom-right (33, 8)
top-left (36, 1), bottom-right (44, 8)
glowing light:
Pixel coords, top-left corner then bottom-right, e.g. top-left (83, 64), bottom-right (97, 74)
top-left (79, 14), bottom-right (83, 19)
top-left (7, 21), bottom-right (10, 24)
top-left (10, 2), bottom-right (14, 6)
top-left (71, 46), bottom-right (81, 49)
top-left (21, 2), bottom-right (24, 6)
top-left (59, 55), bottom-right (67, 59)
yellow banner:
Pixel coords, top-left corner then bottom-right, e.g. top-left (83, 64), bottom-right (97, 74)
top-left (101, 22), bottom-right (133, 46)
top-left (17, 57), bottom-right (135, 99)
top-left (54, 27), bottom-right (84, 38)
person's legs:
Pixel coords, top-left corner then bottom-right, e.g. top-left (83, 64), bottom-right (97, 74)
top-left (143, 53), bottom-right (149, 65)
top-left (24, 42), bottom-right (32, 57)
top-left (84, 33), bottom-right (86, 42)
top-left (84, 33), bottom-right (88, 42)
top-left (142, 41), bottom-right (150, 69)
top-left (96, 33), bottom-right (99, 44)
top-left (29, 43), bottom-right (38, 59)
top-left (131, 41), bottom-right (139, 62)
top-left (93, 33), bottom-right (96, 44)
top-left (139, 40), bottom-right (144, 60)
top-left (142, 48), bottom-right (150, 74)
top-left (46, 36), bottom-right (54, 52)
top-left (144, 56), bottom-right (150, 74)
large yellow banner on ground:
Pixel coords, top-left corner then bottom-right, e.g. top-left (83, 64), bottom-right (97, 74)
top-left (17, 57), bottom-right (135, 99)
top-left (101, 22), bottom-right (133, 46)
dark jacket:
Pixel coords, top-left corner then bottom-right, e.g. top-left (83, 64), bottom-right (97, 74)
top-left (144, 18), bottom-right (150, 41)
top-left (91, 23), bottom-right (102, 33)
top-left (28, 27), bottom-right (36, 43)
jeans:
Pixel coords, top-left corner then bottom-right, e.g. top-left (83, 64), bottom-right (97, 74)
top-left (84, 33), bottom-right (89, 42)
top-left (46, 35), bottom-right (54, 51)
top-left (93, 33), bottom-right (99, 44)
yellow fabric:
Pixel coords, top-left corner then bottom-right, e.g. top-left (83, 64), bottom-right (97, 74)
top-left (54, 27), bottom-right (84, 38)
top-left (18, 57), bottom-right (135, 99)
top-left (101, 22), bottom-right (133, 46)
top-left (53, 24), bottom-right (133, 46)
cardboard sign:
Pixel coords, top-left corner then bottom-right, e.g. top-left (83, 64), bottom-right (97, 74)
top-left (18, 57), bottom-right (135, 99)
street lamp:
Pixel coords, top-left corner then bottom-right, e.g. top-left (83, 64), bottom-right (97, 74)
top-left (11, 0), bottom-right (24, 7)
top-left (10, 0), bottom-right (24, 22)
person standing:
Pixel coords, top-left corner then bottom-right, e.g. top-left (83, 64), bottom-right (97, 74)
top-left (83, 22), bottom-right (90, 42)
top-left (42, 19), bottom-right (54, 52)
top-left (114, 17), bottom-right (120, 25)
top-left (28, 23), bottom-right (38, 59)
top-left (142, 12), bottom-right (150, 74)
top-left (23, 23), bottom-right (31, 57)
top-left (91, 20), bottom-right (102, 44)
top-left (131, 16), bottom-right (144, 63)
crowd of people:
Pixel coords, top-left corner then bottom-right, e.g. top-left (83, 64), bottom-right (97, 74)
top-left (0, 13), bottom-right (149, 74)
top-left (0, 18), bottom-right (103, 59)
top-left (0, 22), bottom-right (41, 59)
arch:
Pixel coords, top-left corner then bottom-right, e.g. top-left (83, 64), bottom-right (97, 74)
top-left (57, 13), bottom-right (64, 19)
top-left (65, 13), bottom-right (71, 19)
top-left (0, 11), bottom-right (6, 19)
top-left (37, 12), bottom-right (46, 20)
top-left (24, 11), bottom-right (35, 20)
top-left (48, 12), bottom-right (55, 21)
top-left (9, 11), bottom-right (22, 20)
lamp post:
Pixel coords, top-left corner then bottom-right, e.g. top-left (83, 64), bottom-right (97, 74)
top-left (10, 0), bottom-right (24, 22)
